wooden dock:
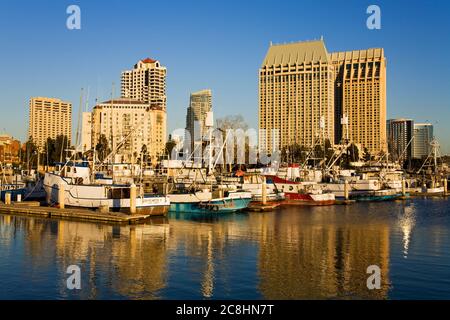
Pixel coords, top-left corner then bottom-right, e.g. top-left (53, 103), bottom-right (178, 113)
top-left (0, 202), bottom-right (152, 224)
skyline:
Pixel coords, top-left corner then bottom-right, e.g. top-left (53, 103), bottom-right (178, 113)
top-left (0, 0), bottom-right (449, 153)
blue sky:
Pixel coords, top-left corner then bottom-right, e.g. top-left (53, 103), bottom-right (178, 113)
top-left (0, 0), bottom-right (449, 153)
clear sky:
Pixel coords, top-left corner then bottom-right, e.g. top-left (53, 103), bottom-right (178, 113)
top-left (0, 0), bottom-right (449, 153)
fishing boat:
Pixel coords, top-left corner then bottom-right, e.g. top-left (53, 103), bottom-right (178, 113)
top-left (0, 184), bottom-right (26, 202)
top-left (43, 161), bottom-right (170, 215)
top-left (167, 189), bottom-right (252, 213)
top-left (219, 172), bottom-right (285, 203)
top-left (0, 162), bottom-right (26, 202)
top-left (266, 175), bottom-right (335, 205)
top-left (350, 189), bottom-right (403, 201)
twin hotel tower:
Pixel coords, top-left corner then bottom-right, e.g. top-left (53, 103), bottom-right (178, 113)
top-left (259, 38), bottom-right (386, 155)
top-left (28, 38), bottom-right (387, 162)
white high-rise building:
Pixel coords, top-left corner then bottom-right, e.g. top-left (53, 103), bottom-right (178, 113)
top-left (121, 58), bottom-right (167, 109)
top-left (185, 89), bottom-right (212, 153)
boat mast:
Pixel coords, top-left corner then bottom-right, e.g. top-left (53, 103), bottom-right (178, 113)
top-left (75, 88), bottom-right (84, 155)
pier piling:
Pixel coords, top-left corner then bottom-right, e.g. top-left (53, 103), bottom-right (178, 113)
top-left (130, 183), bottom-right (137, 214)
top-left (402, 179), bottom-right (406, 196)
top-left (262, 176), bottom-right (267, 205)
top-left (344, 180), bottom-right (349, 200)
top-left (58, 183), bottom-right (65, 209)
top-left (4, 193), bottom-right (11, 205)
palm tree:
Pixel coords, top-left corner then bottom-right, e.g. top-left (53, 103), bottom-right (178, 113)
top-left (95, 134), bottom-right (110, 162)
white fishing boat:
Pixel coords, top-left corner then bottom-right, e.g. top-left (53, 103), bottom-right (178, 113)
top-left (43, 161), bottom-right (170, 215)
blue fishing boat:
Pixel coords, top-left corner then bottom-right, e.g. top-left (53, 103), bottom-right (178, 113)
top-left (1, 185), bottom-right (26, 202)
top-left (168, 190), bottom-right (252, 213)
top-left (350, 189), bottom-right (403, 202)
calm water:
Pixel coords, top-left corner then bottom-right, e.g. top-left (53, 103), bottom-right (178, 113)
top-left (0, 198), bottom-right (449, 300)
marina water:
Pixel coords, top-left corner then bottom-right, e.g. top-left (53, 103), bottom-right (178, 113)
top-left (0, 198), bottom-right (449, 299)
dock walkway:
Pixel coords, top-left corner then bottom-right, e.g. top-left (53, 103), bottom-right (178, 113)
top-left (0, 202), bottom-right (151, 224)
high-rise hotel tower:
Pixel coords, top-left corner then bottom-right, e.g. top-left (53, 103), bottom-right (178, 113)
top-left (330, 48), bottom-right (387, 153)
top-left (259, 39), bottom-right (387, 155)
top-left (259, 40), bottom-right (335, 153)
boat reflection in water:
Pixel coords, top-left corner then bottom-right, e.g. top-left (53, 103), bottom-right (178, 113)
top-left (1, 199), bottom-right (449, 299)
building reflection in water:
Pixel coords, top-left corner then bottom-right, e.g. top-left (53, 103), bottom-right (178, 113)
top-left (251, 205), bottom-right (391, 299)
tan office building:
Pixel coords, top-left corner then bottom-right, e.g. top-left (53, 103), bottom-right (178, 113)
top-left (28, 97), bottom-right (72, 148)
top-left (121, 58), bottom-right (167, 109)
top-left (259, 40), bottom-right (335, 153)
top-left (91, 98), bottom-right (166, 164)
top-left (330, 48), bottom-right (387, 154)
top-left (259, 40), bottom-right (387, 155)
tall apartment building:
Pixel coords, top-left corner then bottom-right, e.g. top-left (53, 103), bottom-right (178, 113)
top-left (28, 97), bottom-right (72, 148)
top-left (259, 39), bottom-right (387, 156)
top-left (121, 58), bottom-right (167, 109)
top-left (386, 119), bottom-right (414, 163)
top-left (259, 40), bottom-right (335, 153)
top-left (330, 48), bottom-right (387, 154)
top-left (185, 89), bottom-right (213, 153)
top-left (413, 123), bottom-right (433, 159)
top-left (91, 98), bottom-right (166, 164)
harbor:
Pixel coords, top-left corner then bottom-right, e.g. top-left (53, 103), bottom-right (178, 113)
top-left (1, 0), bottom-right (450, 303)
top-left (1, 133), bottom-right (449, 225)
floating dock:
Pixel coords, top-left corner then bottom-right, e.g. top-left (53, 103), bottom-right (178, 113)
top-left (0, 202), bottom-right (152, 224)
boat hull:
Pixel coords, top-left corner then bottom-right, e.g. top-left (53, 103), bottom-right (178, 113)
top-left (44, 173), bottom-right (170, 215)
top-left (282, 192), bottom-right (336, 205)
top-left (1, 188), bottom-right (26, 202)
top-left (169, 197), bottom-right (252, 213)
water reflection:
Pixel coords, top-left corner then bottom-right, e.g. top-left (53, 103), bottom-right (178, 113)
top-left (249, 206), bottom-right (390, 299)
top-left (396, 204), bottom-right (416, 259)
top-left (1, 200), bottom-right (449, 299)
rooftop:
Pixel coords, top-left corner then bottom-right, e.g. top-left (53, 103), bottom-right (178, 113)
top-left (98, 98), bottom-right (149, 105)
top-left (141, 58), bottom-right (157, 64)
top-left (262, 39), bottom-right (329, 66)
